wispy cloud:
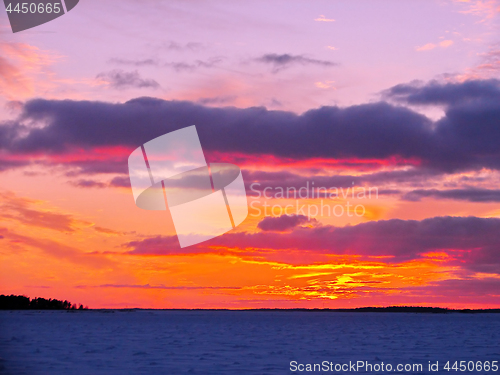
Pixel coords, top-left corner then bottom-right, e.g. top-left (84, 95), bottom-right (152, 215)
top-left (77, 284), bottom-right (242, 290)
top-left (0, 227), bottom-right (114, 268)
top-left (108, 58), bottom-right (159, 67)
top-left (69, 179), bottom-right (108, 188)
top-left (0, 42), bottom-right (60, 99)
top-left (197, 95), bottom-right (237, 105)
top-left (314, 15), bottom-right (335, 22)
top-left (95, 70), bottom-right (160, 89)
top-left (165, 57), bottom-right (223, 72)
top-left (0, 191), bottom-right (91, 232)
top-left (163, 41), bottom-right (204, 51)
top-left (440, 40), bottom-right (454, 48)
top-left (415, 43), bottom-right (436, 51)
top-left (415, 40), bottom-right (453, 51)
top-left (255, 53), bottom-right (337, 72)
top-left (454, 0), bottom-right (500, 21)
top-left (402, 188), bottom-right (500, 202)
top-left (453, 45), bottom-right (500, 80)
top-left (257, 214), bottom-right (316, 232)
top-left (315, 80), bottom-right (336, 89)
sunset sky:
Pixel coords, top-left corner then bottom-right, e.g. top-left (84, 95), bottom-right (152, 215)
top-left (1, 0), bottom-right (500, 309)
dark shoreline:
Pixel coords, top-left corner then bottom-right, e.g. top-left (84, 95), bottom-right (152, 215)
top-left (1, 294), bottom-right (499, 313)
top-left (6, 307), bottom-right (496, 313)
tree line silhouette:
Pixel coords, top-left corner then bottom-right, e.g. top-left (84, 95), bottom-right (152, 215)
top-left (0, 294), bottom-right (88, 310)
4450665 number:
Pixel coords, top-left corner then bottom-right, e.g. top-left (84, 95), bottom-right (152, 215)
top-left (5, 2), bottom-right (61, 14)
top-left (444, 361), bottom-right (498, 372)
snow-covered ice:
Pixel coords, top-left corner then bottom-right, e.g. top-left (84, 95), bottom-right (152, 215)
top-left (0, 310), bottom-right (499, 374)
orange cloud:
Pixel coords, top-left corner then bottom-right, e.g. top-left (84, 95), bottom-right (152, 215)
top-left (0, 191), bottom-right (92, 232)
top-left (314, 15), bottom-right (335, 22)
top-left (0, 42), bottom-right (61, 100)
top-left (439, 40), bottom-right (454, 48)
top-left (416, 40), bottom-right (454, 52)
top-left (315, 80), bottom-right (336, 89)
top-left (454, 0), bottom-right (500, 21)
top-left (416, 43), bottom-right (437, 51)
top-left (450, 45), bottom-right (500, 81)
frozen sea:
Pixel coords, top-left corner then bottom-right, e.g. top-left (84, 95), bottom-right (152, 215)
top-left (0, 310), bottom-right (499, 374)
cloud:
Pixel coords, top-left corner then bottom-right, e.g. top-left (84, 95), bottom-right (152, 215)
top-left (68, 177), bottom-right (130, 189)
top-left (255, 53), bottom-right (337, 72)
top-left (109, 176), bottom-right (131, 188)
top-left (411, 277), bottom-right (500, 298)
top-left (69, 179), bottom-right (107, 188)
top-left (416, 43), bottom-right (436, 51)
top-left (315, 80), bottom-right (336, 89)
top-left (2, 79), bottom-right (500, 174)
top-left (0, 227), bottom-right (114, 268)
top-left (108, 58), bottom-right (159, 67)
top-left (0, 191), bottom-right (91, 232)
top-left (165, 57), bottom-right (223, 72)
top-left (93, 226), bottom-right (121, 235)
top-left (314, 15), bottom-right (335, 22)
top-left (0, 158), bottom-right (31, 172)
top-left (95, 70), bottom-right (160, 89)
top-left (0, 42), bottom-right (59, 99)
top-left (77, 284), bottom-right (241, 290)
top-left (257, 214), bottom-right (314, 232)
top-left (163, 41), bottom-right (204, 51)
top-left (123, 216), bottom-right (500, 274)
top-left (109, 56), bottom-right (222, 72)
top-left (0, 98), bottom-right (430, 163)
top-left (385, 79), bottom-right (500, 105)
top-left (124, 235), bottom-right (194, 255)
top-left (244, 169), bottom-right (435, 194)
top-left (457, 45), bottom-right (500, 80)
top-left (0, 55), bottom-right (26, 95)
top-left (402, 188), bottom-right (500, 202)
top-left (440, 40), bottom-right (454, 48)
top-left (454, 0), bottom-right (500, 21)
top-left (416, 40), bottom-right (453, 52)
top-left (197, 95), bottom-right (237, 105)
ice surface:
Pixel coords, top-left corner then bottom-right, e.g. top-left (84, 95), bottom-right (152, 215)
top-left (0, 311), bottom-right (499, 374)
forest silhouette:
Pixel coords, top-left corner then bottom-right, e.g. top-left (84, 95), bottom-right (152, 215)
top-left (0, 294), bottom-right (88, 310)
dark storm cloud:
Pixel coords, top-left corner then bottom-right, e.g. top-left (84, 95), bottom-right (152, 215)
top-left (385, 79), bottom-right (500, 105)
top-left (96, 70), bottom-right (160, 89)
top-left (0, 98), bottom-right (434, 161)
top-left (255, 53), bottom-right (337, 72)
top-left (1, 79), bottom-right (500, 173)
top-left (384, 79), bottom-right (500, 105)
top-left (402, 188), bottom-right (500, 202)
top-left (123, 215), bottom-right (500, 274)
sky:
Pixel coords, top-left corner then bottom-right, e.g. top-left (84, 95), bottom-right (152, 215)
top-left (1, 0), bottom-right (500, 309)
